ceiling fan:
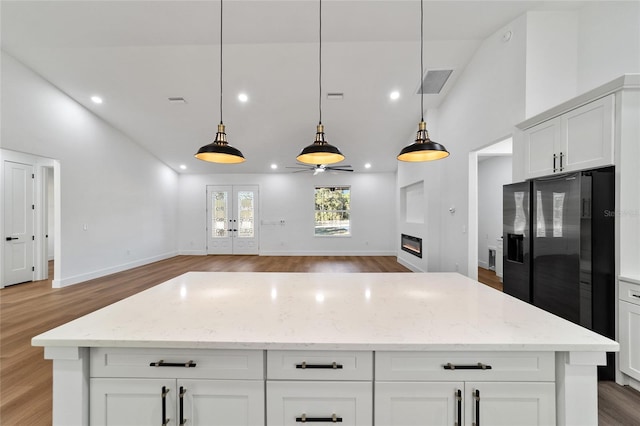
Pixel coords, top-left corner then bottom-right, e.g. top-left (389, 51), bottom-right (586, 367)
top-left (286, 163), bottom-right (354, 175)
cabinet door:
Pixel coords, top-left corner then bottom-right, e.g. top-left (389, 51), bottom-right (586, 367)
top-left (179, 379), bottom-right (264, 426)
top-left (267, 381), bottom-right (372, 425)
top-left (90, 378), bottom-right (175, 426)
top-left (563, 94), bottom-right (614, 173)
top-left (524, 117), bottom-right (562, 179)
top-left (375, 381), bottom-right (463, 426)
top-left (465, 382), bottom-right (555, 426)
top-left (619, 300), bottom-right (640, 381)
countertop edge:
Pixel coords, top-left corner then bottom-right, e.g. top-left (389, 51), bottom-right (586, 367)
top-left (31, 338), bottom-right (620, 353)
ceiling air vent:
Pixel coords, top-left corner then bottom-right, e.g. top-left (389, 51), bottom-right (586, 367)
top-left (417, 69), bottom-right (453, 95)
top-left (168, 97), bottom-right (187, 104)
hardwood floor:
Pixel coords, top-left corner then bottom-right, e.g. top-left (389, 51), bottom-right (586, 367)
top-left (477, 266), bottom-right (503, 292)
top-left (1, 257), bottom-right (638, 425)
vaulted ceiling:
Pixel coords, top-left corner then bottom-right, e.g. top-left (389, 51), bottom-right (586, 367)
top-left (1, 1), bottom-right (582, 174)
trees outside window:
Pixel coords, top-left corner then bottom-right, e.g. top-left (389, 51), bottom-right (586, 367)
top-left (314, 186), bottom-right (350, 236)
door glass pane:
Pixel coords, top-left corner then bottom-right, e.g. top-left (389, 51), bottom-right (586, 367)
top-left (237, 191), bottom-right (254, 238)
top-left (212, 191), bottom-right (228, 238)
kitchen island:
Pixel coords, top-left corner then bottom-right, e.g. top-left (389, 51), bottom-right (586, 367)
top-left (32, 272), bottom-right (618, 425)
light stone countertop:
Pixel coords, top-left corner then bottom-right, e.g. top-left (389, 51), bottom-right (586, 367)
top-left (32, 272), bottom-right (619, 352)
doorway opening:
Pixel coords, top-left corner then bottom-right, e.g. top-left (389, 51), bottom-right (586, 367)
top-left (467, 137), bottom-right (513, 282)
top-left (1, 149), bottom-right (59, 288)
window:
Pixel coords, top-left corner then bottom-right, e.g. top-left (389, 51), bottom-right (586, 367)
top-left (314, 186), bottom-right (350, 236)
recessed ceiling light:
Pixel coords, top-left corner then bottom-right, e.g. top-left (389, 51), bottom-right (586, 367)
top-left (390, 91), bottom-right (400, 100)
top-left (91, 96), bottom-right (103, 104)
top-left (179, 164), bottom-right (187, 170)
top-left (238, 93), bottom-right (248, 102)
top-left (364, 163), bottom-right (372, 169)
top-left (270, 164), bottom-right (278, 170)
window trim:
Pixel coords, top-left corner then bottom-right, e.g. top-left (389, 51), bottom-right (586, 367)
top-left (313, 185), bottom-right (351, 237)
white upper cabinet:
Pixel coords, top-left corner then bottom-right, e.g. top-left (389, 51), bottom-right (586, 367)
top-left (522, 94), bottom-right (614, 179)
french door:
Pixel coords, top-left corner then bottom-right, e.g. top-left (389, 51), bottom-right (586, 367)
top-left (3, 160), bottom-right (34, 286)
top-left (206, 185), bottom-right (259, 255)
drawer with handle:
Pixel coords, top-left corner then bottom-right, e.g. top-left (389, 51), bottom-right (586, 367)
top-left (267, 350), bottom-right (373, 380)
top-left (266, 381), bottom-right (372, 425)
top-left (376, 351), bottom-right (555, 381)
top-left (620, 278), bottom-right (640, 307)
top-left (90, 347), bottom-right (264, 379)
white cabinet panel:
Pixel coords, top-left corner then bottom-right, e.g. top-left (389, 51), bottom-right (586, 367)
top-left (564, 94), bottom-right (614, 171)
top-left (522, 94), bottom-right (614, 179)
top-left (375, 351), bottom-right (555, 382)
top-left (465, 382), bottom-right (555, 426)
top-left (375, 381), bottom-right (463, 426)
top-left (619, 300), bottom-right (640, 381)
top-left (267, 350), bottom-right (372, 380)
top-left (91, 347), bottom-right (264, 380)
top-left (525, 118), bottom-right (561, 178)
top-left (90, 378), bottom-right (174, 426)
top-left (181, 379), bottom-right (264, 426)
top-left (266, 381), bottom-right (372, 425)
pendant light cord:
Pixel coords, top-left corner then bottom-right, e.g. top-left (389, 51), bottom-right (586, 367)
top-left (420, 0), bottom-right (424, 122)
top-left (318, 0), bottom-right (322, 125)
top-left (220, 0), bottom-right (224, 124)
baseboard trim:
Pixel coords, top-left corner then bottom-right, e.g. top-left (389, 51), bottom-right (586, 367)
top-left (397, 256), bottom-right (424, 272)
top-left (52, 251), bottom-right (179, 288)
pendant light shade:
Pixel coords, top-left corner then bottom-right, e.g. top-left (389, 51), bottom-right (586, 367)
top-left (195, 123), bottom-right (245, 164)
top-left (397, 0), bottom-right (449, 162)
top-left (195, 0), bottom-right (245, 164)
top-left (297, 124), bottom-right (345, 165)
top-left (297, 0), bottom-right (344, 166)
top-left (397, 121), bottom-right (449, 162)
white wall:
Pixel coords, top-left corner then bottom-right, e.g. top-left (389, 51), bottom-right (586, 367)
top-left (178, 172), bottom-right (396, 256)
top-left (477, 156), bottom-right (512, 269)
top-left (525, 11), bottom-right (578, 117)
top-left (577, 1), bottom-right (640, 93)
top-left (0, 52), bottom-right (179, 287)
top-left (400, 14), bottom-right (527, 276)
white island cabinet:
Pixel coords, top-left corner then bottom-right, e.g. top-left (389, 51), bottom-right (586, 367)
top-left (32, 272), bottom-right (618, 426)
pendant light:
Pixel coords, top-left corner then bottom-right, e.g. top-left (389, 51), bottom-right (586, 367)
top-left (297, 0), bottom-right (345, 165)
top-left (195, 0), bottom-right (245, 164)
top-left (397, 0), bottom-right (449, 162)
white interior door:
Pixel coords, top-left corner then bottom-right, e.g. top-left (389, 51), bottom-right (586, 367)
top-left (207, 185), bottom-right (259, 255)
top-left (3, 160), bottom-right (34, 286)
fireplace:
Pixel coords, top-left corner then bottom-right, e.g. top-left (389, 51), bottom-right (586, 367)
top-left (401, 234), bottom-right (422, 258)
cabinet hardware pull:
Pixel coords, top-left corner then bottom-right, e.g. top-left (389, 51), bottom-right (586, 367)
top-left (443, 362), bottom-right (492, 370)
top-left (295, 361), bottom-right (343, 369)
top-left (179, 386), bottom-right (187, 426)
top-left (455, 389), bottom-right (462, 426)
top-left (559, 152), bottom-right (564, 171)
top-left (161, 386), bottom-right (170, 426)
top-left (553, 153), bottom-right (557, 172)
top-left (632, 294), bottom-right (640, 299)
top-left (472, 389), bottom-right (480, 426)
top-left (5, 237), bottom-right (18, 241)
top-left (150, 360), bottom-right (197, 368)
top-left (295, 413), bottom-right (342, 423)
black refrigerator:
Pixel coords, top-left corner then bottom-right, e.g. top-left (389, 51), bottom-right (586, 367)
top-left (503, 166), bottom-right (615, 380)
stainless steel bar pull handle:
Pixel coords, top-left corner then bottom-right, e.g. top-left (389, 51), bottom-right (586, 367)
top-left (295, 361), bottom-right (343, 369)
top-left (161, 386), bottom-right (170, 426)
top-left (150, 360), bottom-right (197, 368)
top-left (443, 362), bottom-right (492, 370)
top-left (559, 152), bottom-right (564, 171)
top-left (295, 413), bottom-right (342, 423)
top-left (632, 294), bottom-right (640, 299)
top-left (179, 386), bottom-right (187, 426)
top-left (553, 153), bottom-right (557, 172)
top-left (455, 389), bottom-right (462, 426)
